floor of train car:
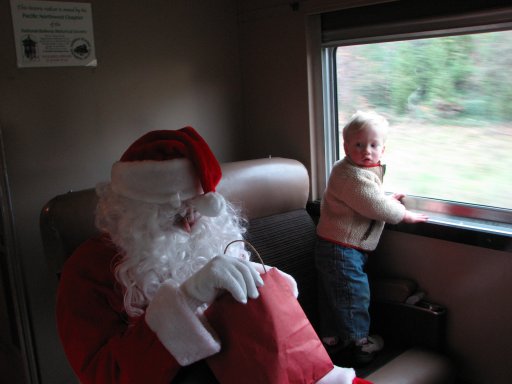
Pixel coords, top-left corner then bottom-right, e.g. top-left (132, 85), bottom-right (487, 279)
top-left (330, 341), bottom-right (406, 377)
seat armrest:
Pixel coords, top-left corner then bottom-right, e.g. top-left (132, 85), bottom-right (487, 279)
top-left (364, 348), bottom-right (454, 384)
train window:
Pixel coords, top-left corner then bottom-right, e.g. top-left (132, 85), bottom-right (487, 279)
top-left (319, 3), bottom-right (512, 234)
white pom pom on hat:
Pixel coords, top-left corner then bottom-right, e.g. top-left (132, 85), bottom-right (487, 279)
top-left (111, 126), bottom-right (225, 216)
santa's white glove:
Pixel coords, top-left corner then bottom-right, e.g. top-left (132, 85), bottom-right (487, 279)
top-left (251, 262), bottom-right (299, 298)
top-left (182, 255), bottom-right (264, 305)
top-left (316, 366), bottom-right (356, 384)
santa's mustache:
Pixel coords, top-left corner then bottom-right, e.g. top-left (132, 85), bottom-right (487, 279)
top-left (174, 206), bottom-right (202, 233)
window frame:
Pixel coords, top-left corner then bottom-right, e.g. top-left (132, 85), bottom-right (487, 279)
top-left (315, 5), bottom-right (512, 247)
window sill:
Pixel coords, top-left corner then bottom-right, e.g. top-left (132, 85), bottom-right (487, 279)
top-left (386, 218), bottom-right (512, 253)
top-left (307, 199), bottom-right (512, 253)
top-left (388, 196), bottom-right (512, 253)
top-left (422, 213), bottom-right (512, 237)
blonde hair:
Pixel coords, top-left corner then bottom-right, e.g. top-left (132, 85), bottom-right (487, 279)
top-left (342, 110), bottom-right (389, 142)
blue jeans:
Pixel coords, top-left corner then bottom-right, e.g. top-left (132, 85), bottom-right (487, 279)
top-left (315, 238), bottom-right (370, 342)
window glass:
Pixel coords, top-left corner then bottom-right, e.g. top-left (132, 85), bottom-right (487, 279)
top-left (335, 30), bottom-right (512, 210)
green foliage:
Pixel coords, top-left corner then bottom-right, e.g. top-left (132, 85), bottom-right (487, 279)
top-left (337, 30), bottom-right (512, 124)
top-left (336, 30), bottom-right (512, 209)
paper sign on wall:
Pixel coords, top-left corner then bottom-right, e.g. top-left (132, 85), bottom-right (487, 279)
top-left (10, 0), bottom-right (97, 67)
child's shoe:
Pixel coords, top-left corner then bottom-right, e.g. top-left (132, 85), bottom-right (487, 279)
top-left (322, 336), bottom-right (351, 356)
top-left (353, 335), bottom-right (384, 365)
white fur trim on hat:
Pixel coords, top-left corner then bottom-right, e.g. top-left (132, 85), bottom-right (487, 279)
top-left (111, 158), bottom-right (202, 205)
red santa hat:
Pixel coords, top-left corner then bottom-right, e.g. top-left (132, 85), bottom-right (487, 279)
top-left (110, 127), bottom-right (224, 216)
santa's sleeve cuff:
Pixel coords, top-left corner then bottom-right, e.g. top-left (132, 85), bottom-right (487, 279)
top-left (316, 366), bottom-right (356, 384)
top-left (145, 279), bottom-right (221, 366)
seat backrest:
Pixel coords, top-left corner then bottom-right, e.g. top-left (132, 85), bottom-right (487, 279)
top-left (40, 188), bottom-right (99, 279)
top-left (40, 157), bottom-right (311, 279)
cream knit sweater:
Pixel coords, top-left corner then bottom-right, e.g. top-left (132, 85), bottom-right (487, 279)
top-left (317, 157), bottom-right (406, 251)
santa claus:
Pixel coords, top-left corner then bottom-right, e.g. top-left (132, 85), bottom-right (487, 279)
top-left (56, 127), bottom-right (369, 383)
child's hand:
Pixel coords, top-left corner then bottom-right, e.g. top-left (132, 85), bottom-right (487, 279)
top-left (392, 192), bottom-right (406, 202)
top-left (403, 210), bottom-right (428, 223)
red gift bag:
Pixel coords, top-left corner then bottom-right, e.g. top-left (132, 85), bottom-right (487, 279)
top-left (204, 241), bottom-right (333, 384)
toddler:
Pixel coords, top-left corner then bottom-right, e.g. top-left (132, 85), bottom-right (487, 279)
top-left (315, 110), bottom-right (427, 365)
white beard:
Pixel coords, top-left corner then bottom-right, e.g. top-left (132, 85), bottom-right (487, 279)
top-left (95, 183), bottom-right (248, 317)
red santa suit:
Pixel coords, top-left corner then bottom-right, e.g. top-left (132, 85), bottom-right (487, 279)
top-left (57, 234), bottom-right (182, 382)
top-left (56, 127), bottom-right (370, 384)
